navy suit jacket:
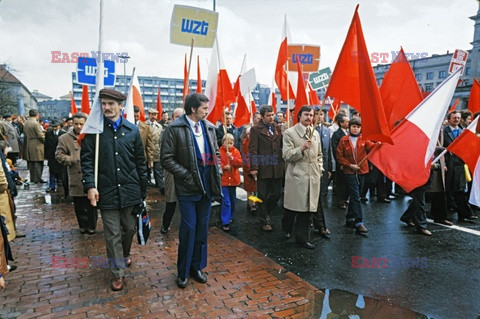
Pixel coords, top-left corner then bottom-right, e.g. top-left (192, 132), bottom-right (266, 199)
top-left (316, 125), bottom-right (332, 173)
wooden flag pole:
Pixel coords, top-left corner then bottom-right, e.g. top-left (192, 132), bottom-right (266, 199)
top-left (286, 59), bottom-right (290, 128)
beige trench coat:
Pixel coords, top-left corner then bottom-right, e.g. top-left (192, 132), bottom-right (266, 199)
top-left (283, 124), bottom-right (323, 212)
top-left (24, 117), bottom-right (45, 161)
top-left (146, 120), bottom-right (163, 162)
top-left (0, 166), bottom-right (15, 242)
top-left (55, 129), bottom-right (85, 197)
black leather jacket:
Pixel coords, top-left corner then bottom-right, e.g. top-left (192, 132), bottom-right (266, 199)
top-left (160, 115), bottom-right (222, 201)
top-left (81, 117), bottom-right (148, 210)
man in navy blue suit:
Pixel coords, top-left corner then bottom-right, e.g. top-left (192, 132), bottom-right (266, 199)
top-left (161, 93), bottom-right (222, 288)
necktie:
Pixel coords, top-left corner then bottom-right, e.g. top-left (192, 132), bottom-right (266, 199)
top-left (453, 129), bottom-right (459, 138)
top-left (306, 127), bottom-right (311, 139)
top-left (194, 122), bottom-right (200, 133)
top-left (268, 125), bottom-right (273, 136)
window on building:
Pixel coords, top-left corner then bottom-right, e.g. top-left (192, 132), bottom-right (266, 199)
top-left (439, 70), bottom-right (447, 79)
top-left (415, 74), bottom-right (422, 81)
top-left (425, 84), bottom-right (432, 92)
top-left (426, 72), bottom-right (434, 80)
top-left (466, 67), bottom-right (471, 75)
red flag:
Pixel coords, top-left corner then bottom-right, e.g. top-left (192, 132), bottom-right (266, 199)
top-left (294, 59), bottom-right (309, 124)
top-left (70, 91), bottom-right (78, 115)
top-left (328, 99), bottom-right (340, 122)
top-left (468, 78), bottom-right (480, 115)
top-left (196, 55), bottom-right (202, 93)
top-left (124, 70), bottom-right (145, 122)
top-left (271, 91), bottom-right (277, 113)
top-left (448, 98), bottom-right (460, 113)
top-left (446, 116), bottom-right (480, 173)
top-left (156, 87), bottom-right (163, 121)
top-left (81, 85), bottom-right (90, 115)
top-left (380, 48), bottom-right (423, 130)
top-left (183, 53), bottom-right (190, 100)
top-left (274, 17), bottom-right (295, 101)
top-left (325, 5), bottom-right (392, 144)
top-left (251, 100), bottom-right (257, 115)
top-left (369, 70), bottom-right (462, 193)
top-left (234, 95), bottom-right (251, 127)
top-left (307, 82), bottom-right (321, 105)
top-left (206, 69), bottom-right (235, 124)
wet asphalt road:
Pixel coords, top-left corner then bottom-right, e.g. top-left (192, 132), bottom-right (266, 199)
top-left (217, 192), bottom-right (480, 319)
top-left (158, 187), bottom-right (477, 319)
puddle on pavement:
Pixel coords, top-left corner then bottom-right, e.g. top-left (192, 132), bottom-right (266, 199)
top-left (316, 288), bottom-right (429, 319)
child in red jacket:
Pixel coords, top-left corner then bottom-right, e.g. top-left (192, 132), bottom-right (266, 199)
top-left (219, 133), bottom-right (242, 231)
top-left (336, 118), bottom-right (376, 234)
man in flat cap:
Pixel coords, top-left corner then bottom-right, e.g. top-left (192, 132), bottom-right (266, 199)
top-left (81, 88), bottom-right (148, 291)
top-left (145, 108), bottom-right (165, 192)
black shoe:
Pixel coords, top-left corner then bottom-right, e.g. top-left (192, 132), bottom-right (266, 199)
top-left (283, 231), bottom-right (291, 239)
top-left (80, 228), bottom-right (87, 234)
top-left (345, 219), bottom-right (356, 228)
top-left (400, 216), bottom-right (415, 227)
top-left (7, 265), bottom-right (17, 272)
top-left (160, 226), bottom-right (168, 234)
top-left (160, 188), bottom-right (165, 195)
top-left (458, 218), bottom-right (476, 224)
top-left (86, 229), bottom-right (96, 235)
top-left (466, 215), bottom-right (478, 220)
top-left (190, 270), bottom-right (207, 283)
top-left (377, 198), bottom-right (391, 203)
top-left (360, 197), bottom-right (368, 202)
top-left (176, 277), bottom-right (188, 289)
top-left (40, 180), bottom-right (47, 184)
top-left (297, 241), bottom-right (315, 250)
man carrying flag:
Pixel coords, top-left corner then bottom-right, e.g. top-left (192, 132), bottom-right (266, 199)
top-left (81, 88), bottom-right (148, 291)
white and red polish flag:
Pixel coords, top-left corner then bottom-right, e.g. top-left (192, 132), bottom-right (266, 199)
top-left (124, 68), bottom-right (145, 123)
top-left (368, 68), bottom-right (462, 193)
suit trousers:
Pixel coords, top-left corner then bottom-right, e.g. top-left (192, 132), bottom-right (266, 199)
top-left (177, 195), bottom-right (211, 280)
top-left (28, 161), bottom-right (43, 183)
top-left (402, 186), bottom-right (427, 229)
top-left (312, 188), bottom-right (327, 230)
top-left (282, 209), bottom-right (311, 243)
top-left (335, 170), bottom-right (349, 205)
top-left (162, 201), bottom-right (177, 228)
top-left (257, 178), bottom-right (283, 225)
top-left (101, 206), bottom-right (136, 279)
top-left (430, 192), bottom-right (448, 222)
top-left (153, 162), bottom-right (165, 189)
top-left (73, 196), bottom-right (98, 230)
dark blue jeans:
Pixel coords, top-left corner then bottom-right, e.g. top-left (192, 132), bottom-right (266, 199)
top-left (345, 174), bottom-right (365, 227)
top-left (221, 186), bottom-right (236, 225)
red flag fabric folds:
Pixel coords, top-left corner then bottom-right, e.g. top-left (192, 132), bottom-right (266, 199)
top-left (196, 55), bottom-right (202, 93)
top-left (468, 78), bottom-right (480, 115)
top-left (206, 69), bottom-right (235, 124)
top-left (275, 39), bottom-right (295, 101)
top-left (81, 85), bottom-right (91, 115)
top-left (325, 5), bottom-right (392, 144)
top-left (380, 48), bottom-right (423, 130)
top-left (70, 91), bottom-right (78, 115)
top-left (446, 116), bottom-right (480, 173)
top-left (294, 59), bottom-right (309, 124)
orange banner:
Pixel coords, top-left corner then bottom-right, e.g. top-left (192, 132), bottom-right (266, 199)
top-left (287, 45), bottom-right (320, 72)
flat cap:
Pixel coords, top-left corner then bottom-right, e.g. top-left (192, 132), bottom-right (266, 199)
top-left (148, 108), bottom-right (158, 114)
top-left (3, 114), bottom-right (12, 118)
top-left (98, 88), bottom-right (127, 102)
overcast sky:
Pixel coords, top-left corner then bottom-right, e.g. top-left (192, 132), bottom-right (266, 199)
top-left (0, 0), bottom-right (477, 99)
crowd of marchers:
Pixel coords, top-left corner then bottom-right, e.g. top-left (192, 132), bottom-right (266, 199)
top-left (0, 89), bottom-right (477, 291)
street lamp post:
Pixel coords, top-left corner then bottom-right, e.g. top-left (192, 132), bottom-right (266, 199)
top-left (119, 54), bottom-right (130, 94)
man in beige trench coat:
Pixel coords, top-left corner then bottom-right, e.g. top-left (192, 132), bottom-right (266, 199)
top-left (282, 106), bottom-right (323, 249)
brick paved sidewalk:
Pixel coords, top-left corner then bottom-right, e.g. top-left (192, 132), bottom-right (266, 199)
top-left (1, 168), bottom-right (324, 318)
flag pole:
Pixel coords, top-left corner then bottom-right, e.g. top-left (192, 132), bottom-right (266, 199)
top-left (183, 38), bottom-right (195, 101)
top-left (94, 0), bottom-right (104, 193)
top-left (286, 59), bottom-right (290, 128)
